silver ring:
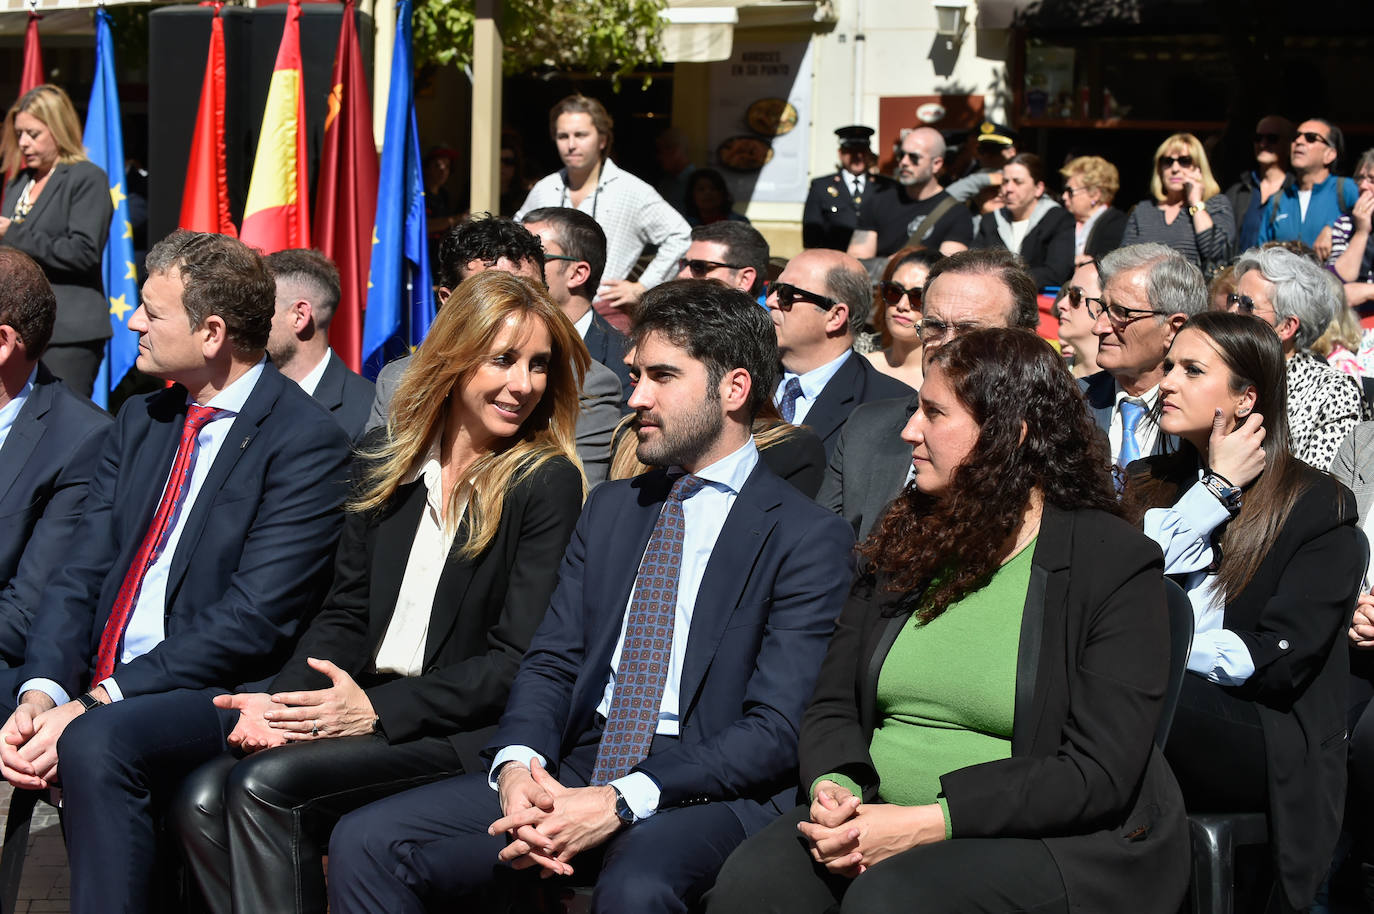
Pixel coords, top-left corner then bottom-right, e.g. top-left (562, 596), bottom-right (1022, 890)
top-left (310, 723), bottom-right (319, 737)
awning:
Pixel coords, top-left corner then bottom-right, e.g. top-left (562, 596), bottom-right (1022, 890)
top-left (661, 0), bottom-right (832, 63)
top-left (0, 0), bottom-right (148, 37)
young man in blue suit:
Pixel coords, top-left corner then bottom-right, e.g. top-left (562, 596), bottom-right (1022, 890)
top-left (0, 249), bottom-right (110, 669)
top-left (327, 280), bottom-right (856, 914)
top-left (0, 230), bottom-right (352, 914)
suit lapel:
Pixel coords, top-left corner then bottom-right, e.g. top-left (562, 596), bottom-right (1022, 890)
top-left (860, 609), bottom-right (908, 736)
top-left (1011, 506), bottom-right (1071, 756)
top-left (368, 480), bottom-right (427, 647)
top-left (313, 352), bottom-right (346, 413)
top-left (14, 164), bottom-right (66, 230)
top-left (424, 511), bottom-right (480, 666)
top-left (0, 376), bottom-right (52, 504)
top-left (677, 468), bottom-right (779, 713)
top-left (804, 353), bottom-right (861, 445)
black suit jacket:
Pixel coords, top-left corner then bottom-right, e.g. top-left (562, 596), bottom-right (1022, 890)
top-left (973, 205), bottom-right (1076, 289)
top-left (802, 172), bottom-right (890, 251)
top-left (0, 365), bottom-right (110, 664)
top-left (817, 394), bottom-right (914, 541)
top-left (485, 460), bottom-right (855, 835)
top-left (583, 311), bottom-right (633, 412)
top-left (801, 506), bottom-right (1190, 912)
top-left (9, 362), bottom-right (351, 701)
top-left (2, 161), bottom-right (114, 344)
top-left (1083, 207), bottom-right (1128, 261)
top-left (1130, 458), bottom-right (1363, 909)
top-left (759, 426), bottom-right (827, 499)
top-left (270, 451), bottom-right (583, 773)
top-left (802, 353), bottom-right (914, 460)
top-left (312, 350), bottom-right (375, 442)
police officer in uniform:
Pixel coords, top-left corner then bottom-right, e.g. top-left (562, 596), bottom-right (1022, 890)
top-left (802, 126), bottom-right (892, 250)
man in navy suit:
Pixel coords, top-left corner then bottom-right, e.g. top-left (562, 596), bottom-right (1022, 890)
top-left (326, 280), bottom-right (855, 914)
top-left (264, 248), bottom-right (375, 441)
top-left (0, 249), bottom-right (110, 669)
top-left (770, 248), bottom-right (913, 458)
top-left (0, 230), bottom-right (352, 914)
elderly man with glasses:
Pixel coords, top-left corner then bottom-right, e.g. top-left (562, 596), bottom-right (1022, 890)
top-left (1229, 245), bottom-right (1367, 468)
top-left (1081, 243), bottom-right (1209, 475)
top-left (1258, 117), bottom-right (1357, 251)
top-left (817, 249), bottom-right (1040, 540)
top-left (847, 126), bottom-right (974, 262)
top-left (768, 248), bottom-right (913, 459)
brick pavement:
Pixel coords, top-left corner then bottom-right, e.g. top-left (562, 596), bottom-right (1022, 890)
top-left (0, 784), bottom-right (70, 914)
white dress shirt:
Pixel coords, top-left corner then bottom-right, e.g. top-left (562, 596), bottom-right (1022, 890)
top-left (490, 437), bottom-right (761, 821)
top-left (1143, 475), bottom-right (1255, 685)
top-left (573, 308), bottom-right (595, 339)
top-left (1108, 382), bottom-right (1161, 465)
top-left (296, 350), bottom-right (331, 397)
top-left (23, 360), bottom-right (267, 706)
top-left (372, 440), bottom-right (467, 676)
top-left (775, 350), bottom-right (852, 426)
top-left (0, 366), bottom-right (37, 452)
top-left (1075, 205), bottom-right (1107, 258)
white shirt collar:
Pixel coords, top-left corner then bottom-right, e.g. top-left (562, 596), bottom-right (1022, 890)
top-left (197, 358), bottom-right (267, 414)
top-left (783, 349), bottom-right (853, 402)
top-left (296, 350), bottom-right (332, 396)
top-left (670, 436), bottom-right (759, 496)
top-left (573, 309), bottom-right (595, 339)
top-left (1113, 381), bottom-right (1159, 410)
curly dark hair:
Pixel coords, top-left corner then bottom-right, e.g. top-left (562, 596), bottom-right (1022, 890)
top-left (862, 328), bottom-right (1118, 621)
top-left (437, 213), bottom-right (545, 293)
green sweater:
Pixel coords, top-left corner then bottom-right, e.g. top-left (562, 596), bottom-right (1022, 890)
top-left (815, 539), bottom-right (1033, 836)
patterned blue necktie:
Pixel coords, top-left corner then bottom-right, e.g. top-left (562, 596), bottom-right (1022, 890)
top-left (591, 473), bottom-right (708, 785)
top-left (779, 376), bottom-right (804, 424)
top-left (1118, 399), bottom-right (1146, 468)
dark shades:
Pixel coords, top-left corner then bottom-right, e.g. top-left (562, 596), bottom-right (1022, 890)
top-left (1158, 155), bottom-right (1195, 169)
top-left (878, 280), bottom-right (922, 307)
top-left (1297, 131), bottom-right (1331, 146)
top-left (678, 257), bottom-right (748, 278)
top-left (770, 282), bottom-right (836, 312)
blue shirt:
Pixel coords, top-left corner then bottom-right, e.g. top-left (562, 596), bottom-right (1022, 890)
top-left (491, 437), bottom-right (761, 820)
top-left (776, 349), bottom-right (852, 426)
top-left (1258, 172), bottom-right (1357, 247)
top-left (0, 367), bottom-right (37, 453)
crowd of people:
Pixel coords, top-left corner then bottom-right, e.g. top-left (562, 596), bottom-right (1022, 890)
top-left (4, 84), bottom-right (1374, 914)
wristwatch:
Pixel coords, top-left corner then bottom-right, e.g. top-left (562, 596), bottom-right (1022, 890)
top-left (611, 786), bottom-right (636, 826)
top-left (1201, 471), bottom-right (1242, 514)
top-left (1187, 203), bottom-right (1203, 216)
top-left (76, 692), bottom-right (103, 713)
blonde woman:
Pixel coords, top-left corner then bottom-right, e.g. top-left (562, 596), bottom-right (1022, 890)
top-left (1059, 155), bottom-right (1126, 264)
top-left (172, 271), bottom-right (590, 914)
top-left (1120, 133), bottom-right (1235, 272)
top-left (0, 84), bottom-right (112, 395)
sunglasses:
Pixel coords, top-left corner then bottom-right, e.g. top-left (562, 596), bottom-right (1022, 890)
top-left (1062, 185), bottom-right (1093, 197)
top-left (771, 282), bottom-right (837, 312)
top-left (1226, 292), bottom-right (1268, 315)
top-left (1297, 131), bottom-right (1331, 146)
top-left (678, 257), bottom-right (747, 278)
top-left (878, 280), bottom-right (922, 307)
top-left (1063, 285), bottom-right (1105, 315)
top-left (1253, 132), bottom-right (1281, 145)
top-left (896, 150), bottom-right (924, 164)
top-left (1158, 155), bottom-right (1194, 169)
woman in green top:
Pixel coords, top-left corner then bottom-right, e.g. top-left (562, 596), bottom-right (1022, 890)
top-left (705, 328), bottom-right (1190, 914)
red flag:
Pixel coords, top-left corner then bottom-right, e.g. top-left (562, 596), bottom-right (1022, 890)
top-left (240, 0), bottom-right (310, 253)
top-left (20, 12), bottom-right (42, 95)
top-left (312, 0), bottom-right (377, 372)
top-left (179, 4), bottom-right (235, 236)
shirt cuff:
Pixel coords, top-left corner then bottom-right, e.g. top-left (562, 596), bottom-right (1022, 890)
top-left (18, 678), bottom-right (69, 708)
top-left (609, 771), bottom-right (660, 821)
top-left (1186, 629), bottom-right (1257, 686)
top-left (487, 745), bottom-right (547, 791)
top-left (99, 677), bottom-right (124, 703)
top-left (1175, 480), bottom-right (1234, 530)
top-left (809, 772), bottom-right (864, 803)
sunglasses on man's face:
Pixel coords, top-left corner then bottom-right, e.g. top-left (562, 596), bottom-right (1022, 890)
top-left (770, 282), bottom-right (836, 312)
top-left (896, 150), bottom-right (924, 165)
top-left (1158, 155), bottom-right (1194, 169)
top-left (678, 257), bottom-right (747, 278)
top-left (878, 280), bottom-right (922, 308)
top-left (1297, 131), bottom-right (1331, 147)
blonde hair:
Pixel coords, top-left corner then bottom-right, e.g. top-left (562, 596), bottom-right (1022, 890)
top-left (354, 271), bottom-right (589, 556)
top-left (2, 84), bottom-right (88, 177)
top-left (1060, 155), bottom-right (1120, 205)
top-left (1313, 278), bottom-right (1362, 358)
top-left (1148, 133), bottom-right (1220, 202)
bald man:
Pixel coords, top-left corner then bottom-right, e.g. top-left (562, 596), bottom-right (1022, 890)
top-left (848, 126), bottom-right (974, 260)
top-left (768, 248), bottom-right (913, 457)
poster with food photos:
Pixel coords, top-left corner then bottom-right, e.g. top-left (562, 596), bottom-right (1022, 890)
top-left (708, 40), bottom-right (814, 204)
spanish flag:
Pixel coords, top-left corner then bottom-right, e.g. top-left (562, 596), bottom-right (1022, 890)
top-left (240, 0), bottom-right (310, 253)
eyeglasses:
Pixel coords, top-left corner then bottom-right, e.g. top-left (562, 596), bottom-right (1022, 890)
top-left (770, 282), bottom-right (836, 312)
top-left (1297, 131), bottom-right (1331, 146)
top-left (678, 257), bottom-right (747, 278)
top-left (1100, 301), bottom-right (1171, 326)
top-left (1062, 185), bottom-right (1093, 197)
top-left (877, 280), bottom-right (922, 307)
top-left (1158, 155), bottom-right (1194, 169)
top-left (1063, 285), bottom-right (1105, 317)
top-left (544, 254), bottom-right (580, 264)
top-left (1226, 292), bottom-right (1271, 316)
top-left (918, 317), bottom-right (985, 344)
top-left (896, 150), bottom-right (924, 164)
top-left (1253, 132), bottom-right (1281, 145)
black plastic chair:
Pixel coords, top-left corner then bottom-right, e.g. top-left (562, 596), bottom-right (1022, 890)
top-left (0, 787), bottom-right (45, 913)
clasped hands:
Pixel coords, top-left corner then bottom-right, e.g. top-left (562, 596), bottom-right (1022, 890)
top-left (488, 759), bottom-right (622, 878)
top-left (797, 780), bottom-right (946, 879)
top-left (214, 657), bottom-right (376, 752)
top-left (0, 687), bottom-right (100, 790)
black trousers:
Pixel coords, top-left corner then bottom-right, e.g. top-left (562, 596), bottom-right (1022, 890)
top-left (42, 340), bottom-right (105, 399)
top-left (171, 732), bottom-right (462, 914)
top-left (325, 732), bottom-right (747, 914)
top-left (703, 805), bottom-right (1069, 914)
top-left (1347, 682), bottom-right (1374, 907)
top-left (1164, 673), bottom-right (1268, 812)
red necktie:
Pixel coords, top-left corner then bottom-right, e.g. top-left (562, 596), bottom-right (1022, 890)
top-left (93, 405), bottom-right (225, 683)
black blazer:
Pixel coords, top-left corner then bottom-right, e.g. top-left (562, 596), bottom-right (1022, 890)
top-left (269, 452), bottom-right (583, 773)
top-left (1083, 207), bottom-right (1128, 261)
top-left (1132, 458), bottom-right (1363, 909)
top-left (10, 363), bottom-right (351, 700)
top-left (2, 161), bottom-right (114, 344)
top-left (801, 506), bottom-right (1190, 913)
top-left (803, 353), bottom-right (914, 460)
top-left (759, 426), bottom-right (827, 499)
top-left (802, 172), bottom-right (862, 251)
top-left (312, 350), bottom-right (375, 442)
top-left (583, 311), bottom-right (633, 412)
top-left (0, 364), bottom-right (110, 664)
top-left (973, 205), bottom-right (1076, 289)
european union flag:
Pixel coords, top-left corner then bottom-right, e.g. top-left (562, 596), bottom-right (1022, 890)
top-left (361, 0), bottom-right (433, 380)
top-left (84, 8), bottom-right (138, 409)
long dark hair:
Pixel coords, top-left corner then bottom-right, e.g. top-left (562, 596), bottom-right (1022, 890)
top-left (1122, 311), bottom-right (1306, 602)
top-left (863, 328), bottom-right (1117, 621)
